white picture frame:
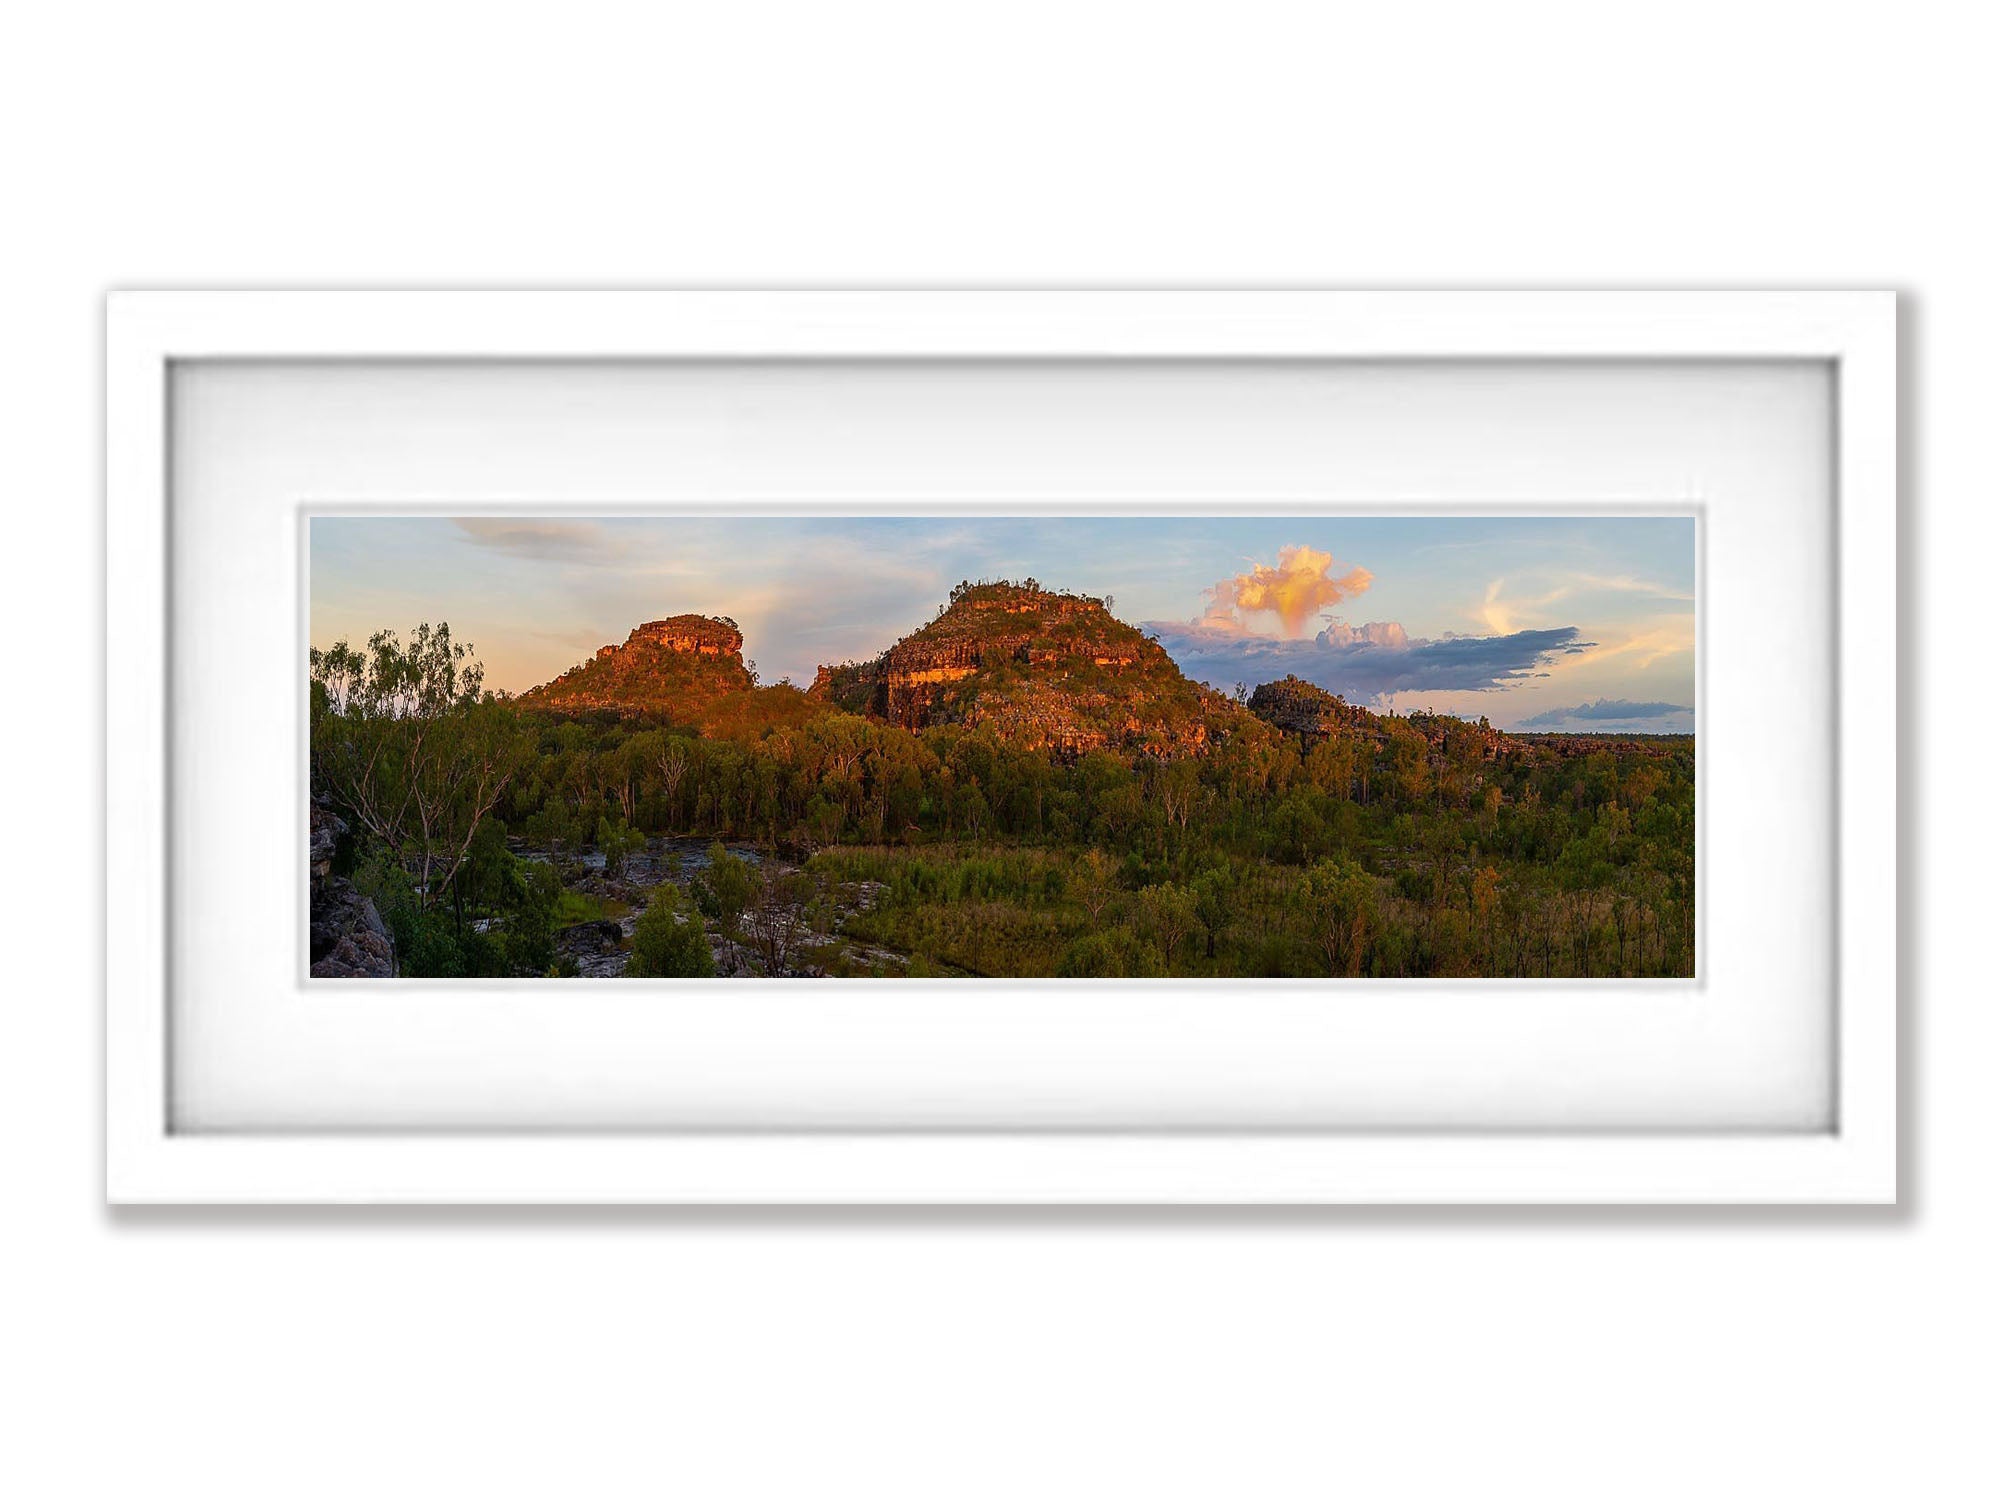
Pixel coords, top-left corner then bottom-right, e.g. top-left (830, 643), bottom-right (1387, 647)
top-left (106, 290), bottom-right (1897, 1204)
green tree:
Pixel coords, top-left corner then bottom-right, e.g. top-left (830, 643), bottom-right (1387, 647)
top-left (505, 861), bottom-right (565, 975)
top-left (627, 887), bottom-right (716, 977)
top-left (309, 624), bottom-right (527, 905)
top-left (802, 794), bottom-right (845, 851)
top-left (1135, 882), bottom-right (1200, 970)
top-left (692, 843), bottom-right (755, 932)
top-left (1191, 867), bottom-right (1233, 959)
top-left (1294, 857), bottom-right (1380, 977)
top-left (595, 814), bottom-right (646, 878)
top-left (1068, 847), bottom-right (1119, 923)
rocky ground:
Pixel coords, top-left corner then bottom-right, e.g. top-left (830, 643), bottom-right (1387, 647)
top-left (308, 803), bottom-right (396, 978)
top-left (309, 878), bottom-right (397, 977)
top-left (306, 808), bottom-right (903, 979)
top-left (520, 836), bottom-right (899, 978)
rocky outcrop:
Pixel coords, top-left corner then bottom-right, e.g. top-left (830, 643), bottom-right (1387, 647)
top-left (1406, 710), bottom-right (1512, 762)
top-left (626, 616), bottom-right (744, 657)
top-left (810, 581), bottom-right (1238, 755)
top-left (1247, 675), bottom-right (1377, 741)
top-left (521, 614), bottom-right (752, 718)
top-left (1248, 677), bottom-right (1528, 763)
top-left (307, 801), bottom-right (395, 977)
top-left (310, 801), bottom-right (345, 878)
top-left (309, 876), bottom-right (396, 978)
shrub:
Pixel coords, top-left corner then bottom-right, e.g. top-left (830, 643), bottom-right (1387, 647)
top-left (691, 843), bottom-right (755, 930)
top-left (1055, 928), bottom-right (1165, 978)
top-left (627, 888), bottom-right (716, 977)
top-left (596, 815), bottom-right (646, 878)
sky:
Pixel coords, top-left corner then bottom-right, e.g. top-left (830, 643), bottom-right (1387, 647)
top-left (310, 515), bottom-right (1696, 733)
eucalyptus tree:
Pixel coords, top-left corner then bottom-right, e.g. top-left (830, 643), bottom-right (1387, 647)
top-left (309, 623), bottom-right (528, 906)
top-left (1294, 857), bottom-right (1381, 977)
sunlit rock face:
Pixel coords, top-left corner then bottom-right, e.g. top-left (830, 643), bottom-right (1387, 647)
top-left (627, 616), bottom-right (744, 658)
top-left (520, 614), bottom-right (753, 718)
top-left (810, 581), bottom-right (1240, 756)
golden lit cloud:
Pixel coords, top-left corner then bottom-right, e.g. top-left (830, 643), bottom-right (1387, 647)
top-left (1205, 545), bottom-right (1373, 636)
top-left (1543, 616), bottom-right (1696, 676)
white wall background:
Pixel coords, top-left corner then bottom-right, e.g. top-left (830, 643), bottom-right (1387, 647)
top-left (1, 4), bottom-right (1984, 1496)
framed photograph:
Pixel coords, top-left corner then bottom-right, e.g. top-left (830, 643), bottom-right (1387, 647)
top-left (106, 290), bottom-right (1896, 1203)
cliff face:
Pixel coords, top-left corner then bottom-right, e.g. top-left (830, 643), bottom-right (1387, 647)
top-left (810, 582), bottom-right (1236, 756)
top-left (521, 614), bottom-right (752, 718)
top-left (622, 616), bottom-right (744, 658)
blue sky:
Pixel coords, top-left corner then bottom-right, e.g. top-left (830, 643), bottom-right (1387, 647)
top-left (310, 515), bottom-right (1696, 732)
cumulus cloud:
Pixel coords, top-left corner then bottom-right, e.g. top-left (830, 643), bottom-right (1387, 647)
top-left (1316, 619), bottom-right (1409, 650)
top-left (1144, 616), bottom-right (1593, 702)
top-left (1204, 545), bottom-right (1374, 636)
top-left (1515, 698), bottom-right (1692, 728)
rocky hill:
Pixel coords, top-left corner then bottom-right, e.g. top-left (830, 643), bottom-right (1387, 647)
top-left (809, 581), bottom-right (1241, 756)
top-left (1246, 675), bottom-right (1382, 741)
top-left (1250, 676), bottom-right (1525, 763)
top-left (520, 614), bottom-right (753, 718)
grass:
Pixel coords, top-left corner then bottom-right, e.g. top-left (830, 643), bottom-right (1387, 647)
top-left (552, 891), bottom-right (629, 925)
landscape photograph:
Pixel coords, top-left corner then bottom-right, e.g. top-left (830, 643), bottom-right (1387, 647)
top-left (307, 514), bottom-right (1696, 981)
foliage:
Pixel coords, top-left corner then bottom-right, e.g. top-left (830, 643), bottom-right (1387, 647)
top-left (691, 843), bottom-right (755, 931)
top-left (312, 619), bottom-right (1697, 980)
top-left (1056, 928), bottom-right (1166, 978)
top-left (1134, 883), bottom-right (1201, 968)
top-left (1294, 858), bottom-right (1380, 977)
top-left (309, 623), bottom-right (526, 905)
top-left (595, 815), bottom-right (646, 878)
top-left (627, 887), bottom-right (716, 977)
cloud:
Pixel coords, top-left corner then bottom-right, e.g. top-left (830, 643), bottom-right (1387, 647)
top-left (1317, 619), bottom-right (1409, 649)
top-left (453, 519), bottom-right (624, 564)
top-left (1470, 572), bottom-right (1694, 635)
top-left (1474, 577), bottom-right (1571, 635)
top-left (1515, 698), bottom-right (1692, 728)
top-left (1144, 616), bottom-right (1593, 701)
top-left (1569, 572), bottom-right (1696, 603)
top-left (1204, 545), bottom-right (1374, 636)
top-left (1566, 620), bottom-right (1695, 671)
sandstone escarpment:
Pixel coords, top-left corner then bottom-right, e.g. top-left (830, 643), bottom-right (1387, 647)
top-left (625, 616), bottom-right (744, 657)
top-left (522, 614), bottom-right (752, 718)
